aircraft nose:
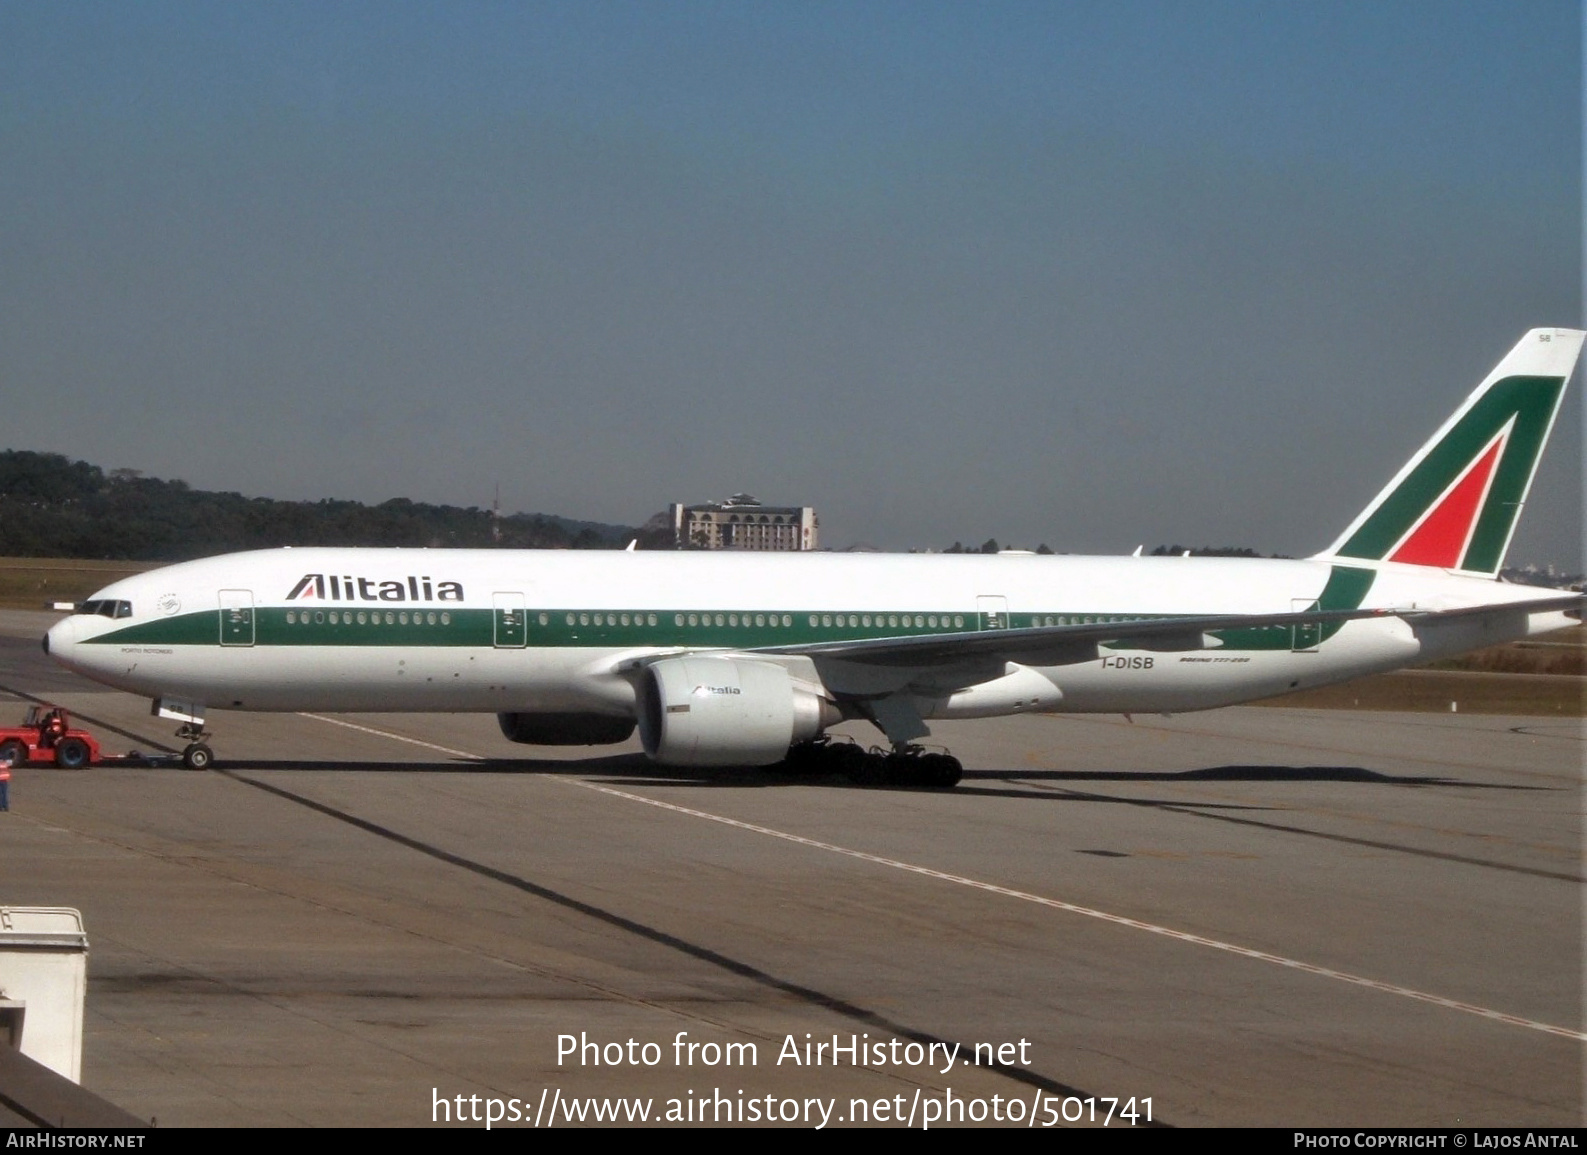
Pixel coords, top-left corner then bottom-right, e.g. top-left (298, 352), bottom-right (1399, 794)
top-left (45, 616), bottom-right (76, 658)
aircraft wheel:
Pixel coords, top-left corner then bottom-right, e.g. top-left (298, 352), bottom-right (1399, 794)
top-left (823, 743), bottom-right (869, 780)
top-left (182, 743), bottom-right (214, 771)
top-left (0, 739), bottom-right (26, 767)
top-left (844, 748), bottom-right (895, 783)
top-left (877, 751), bottom-right (919, 785)
top-left (781, 742), bottom-right (825, 776)
top-left (54, 738), bottom-right (91, 769)
top-left (921, 753), bottom-right (963, 788)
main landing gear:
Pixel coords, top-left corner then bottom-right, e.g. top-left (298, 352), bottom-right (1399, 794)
top-left (783, 739), bottom-right (963, 788)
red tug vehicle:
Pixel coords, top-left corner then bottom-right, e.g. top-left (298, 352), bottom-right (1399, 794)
top-left (0, 705), bottom-right (104, 768)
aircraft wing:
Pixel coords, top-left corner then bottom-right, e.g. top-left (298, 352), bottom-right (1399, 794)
top-left (747, 592), bottom-right (1583, 668)
top-left (748, 605), bottom-right (1399, 668)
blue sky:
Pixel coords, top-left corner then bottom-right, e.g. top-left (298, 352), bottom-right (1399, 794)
top-left (2, 2), bottom-right (1579, 564)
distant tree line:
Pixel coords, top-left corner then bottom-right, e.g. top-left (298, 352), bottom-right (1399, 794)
top-left (941, 540), bottom-right (1055, 555)
top-left (1148, 545), bottom-right (1275, 558)
top-left (2, 450), bottom-right (1332, 563)
top-left (935, 542), bottom-right (1277, 557)
top-left (0, 451), bottom-right (634, 561)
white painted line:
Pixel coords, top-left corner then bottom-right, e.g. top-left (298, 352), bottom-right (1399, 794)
top-left (292, 712), bottom-right (1586, 1043)
top-left (297, 713), bottom-right (482, 760)
top-left (566, 779), bottom-right (1585, 1042)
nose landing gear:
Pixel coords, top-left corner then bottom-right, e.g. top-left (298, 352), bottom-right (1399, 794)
top-left (153, 699), bottom-right (215, 770)
top-left (174, 723), bottom-right (214, 770)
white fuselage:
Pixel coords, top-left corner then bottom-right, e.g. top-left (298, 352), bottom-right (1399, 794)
top-left (45, 547), bottom-right (1571, 725)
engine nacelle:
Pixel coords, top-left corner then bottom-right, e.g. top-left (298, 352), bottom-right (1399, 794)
top-left (638, 657), bottom-right (838, 766)
top-left (497, 711), bottom-right (636, 746)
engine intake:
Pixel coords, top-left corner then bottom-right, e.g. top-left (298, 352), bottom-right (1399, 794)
top-left (638, 657), bottom-right (837, 766)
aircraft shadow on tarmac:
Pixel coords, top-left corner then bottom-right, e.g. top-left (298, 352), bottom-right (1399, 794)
top-left (29, 695), bottom-right (1553, 797)
top-left (968, 764), bottom-right (1548, 790)
top-left (201, 755), bottom-right (1551, 803)
top-left (206, 755), bottom-right (1582, 884)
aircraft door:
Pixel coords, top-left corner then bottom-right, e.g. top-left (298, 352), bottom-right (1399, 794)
top-left (976, 595), bottom-right (1009, 631)
top-left (493, 592), bottom-right (527, 648)
top-left (1291, 598), bottom-right (1320, 652)
top-left (219, 590), bottom-right (255, 646)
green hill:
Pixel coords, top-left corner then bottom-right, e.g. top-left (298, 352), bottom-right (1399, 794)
top-left (0, 451), bottom-right (634, 560)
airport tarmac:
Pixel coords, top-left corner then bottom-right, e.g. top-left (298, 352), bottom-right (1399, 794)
top-left (0, 608), bottom-right (1580, 1127)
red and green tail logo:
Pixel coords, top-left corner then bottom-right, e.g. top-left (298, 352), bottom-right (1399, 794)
top-left (1320, 330), bottom-right (1581, 577)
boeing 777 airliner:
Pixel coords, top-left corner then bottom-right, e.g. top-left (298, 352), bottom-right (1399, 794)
top-left (44, 329), bottom-right (1585, 785)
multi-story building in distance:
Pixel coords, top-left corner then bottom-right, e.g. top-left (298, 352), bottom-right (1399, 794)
top-left (669, 494), bottom-right (818, 551)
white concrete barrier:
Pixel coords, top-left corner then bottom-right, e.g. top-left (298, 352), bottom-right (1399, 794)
top-left (0, 907), bottom-right (88, 1082)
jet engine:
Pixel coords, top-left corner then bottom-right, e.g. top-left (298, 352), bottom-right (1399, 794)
top-left (497, 712), bottom-right (636, 746)
top-left (638, 656), bottom-right (839, 766)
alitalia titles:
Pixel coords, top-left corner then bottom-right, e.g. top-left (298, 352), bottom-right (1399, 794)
top-left (286, 574), bottom-right (464, 603)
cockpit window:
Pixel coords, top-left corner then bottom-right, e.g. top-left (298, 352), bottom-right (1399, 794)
top-left (76, 600), bottom-right (132, 619)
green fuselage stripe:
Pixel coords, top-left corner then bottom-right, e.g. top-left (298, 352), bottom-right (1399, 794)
top-left (82, 566), bottom-right (1375, 656)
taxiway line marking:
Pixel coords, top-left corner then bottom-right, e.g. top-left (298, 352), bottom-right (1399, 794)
top-left (297, 713), bottom-right (482, 759)
top-left (293, 712), bottom-right (1585, 1043)
top-left (567, 779), bottom-right (1584, 1042)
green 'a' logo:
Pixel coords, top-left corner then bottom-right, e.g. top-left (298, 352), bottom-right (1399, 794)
top-left (1332, 375), bottom-right (1565, 575)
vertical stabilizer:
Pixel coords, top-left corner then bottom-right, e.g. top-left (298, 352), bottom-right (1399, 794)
top-left (1316, 328), bottom-right (1583, 576)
